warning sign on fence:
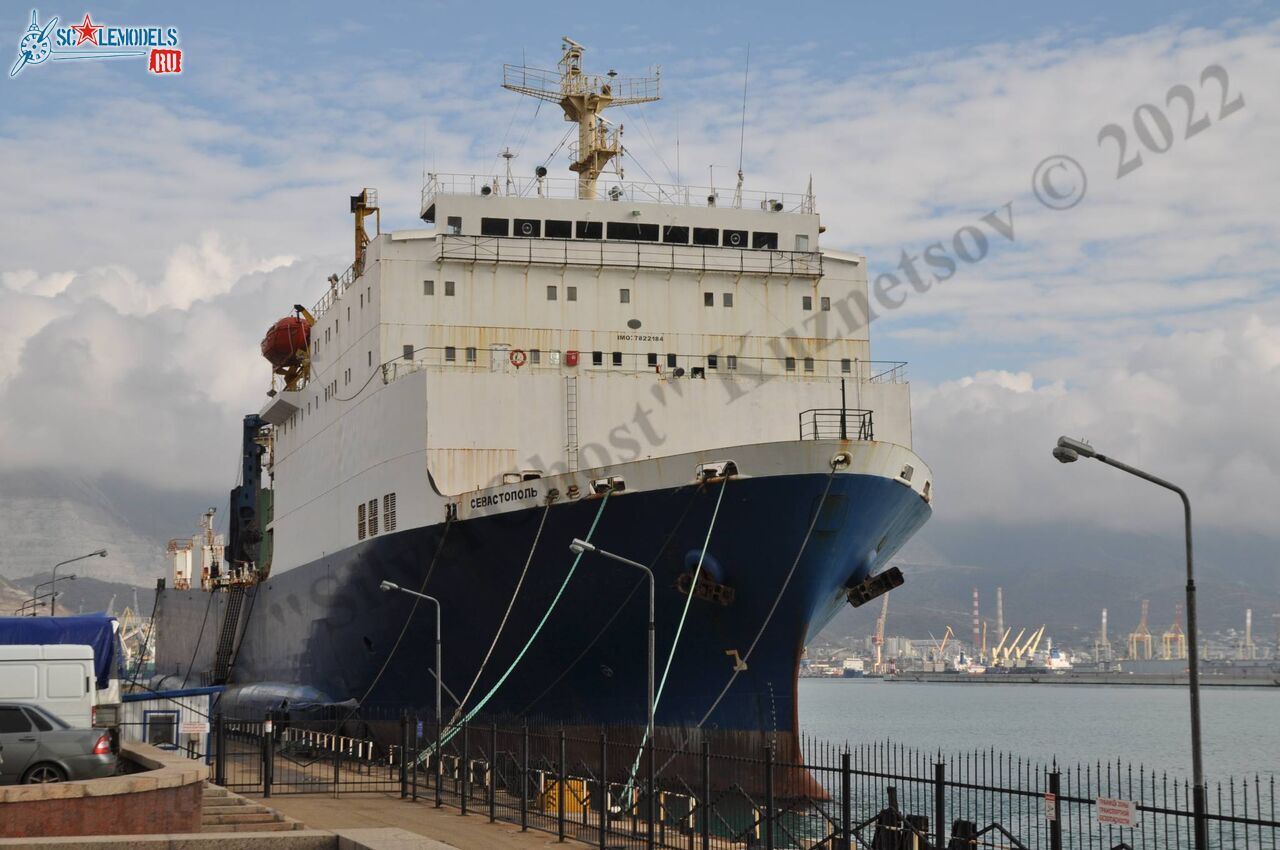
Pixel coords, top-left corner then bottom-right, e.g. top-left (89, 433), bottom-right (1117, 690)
top-left (180, 721), bottom-right (210, 735)
top-left (1096, 796), bottom-right (1137, 827)
top-left (1044, 791), bottom-right (1057, 822)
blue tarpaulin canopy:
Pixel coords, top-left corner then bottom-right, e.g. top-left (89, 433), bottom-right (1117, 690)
top-left (0, 614), bottom-right (121, 690)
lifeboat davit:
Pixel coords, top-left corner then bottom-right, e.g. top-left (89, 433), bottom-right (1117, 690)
top-left (261, 316), bottom-right (310, 369)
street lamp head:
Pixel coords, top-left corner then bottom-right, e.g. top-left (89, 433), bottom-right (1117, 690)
top-left (94, 549), bottom-right (107, 557)
top-left (66, 574), bottom-right (77, 581)
top-left (569, 538), bottom-right (596, 556)
top-left (379, 580), bottom-right (399, 592)
top-left (1056, 436), bottom-right (1096, 458)
top-left (1052, 446), bottom-right (1079, 464)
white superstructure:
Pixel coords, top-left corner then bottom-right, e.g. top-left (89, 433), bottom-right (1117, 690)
top-left (257, 40), bottom-right (928, 573)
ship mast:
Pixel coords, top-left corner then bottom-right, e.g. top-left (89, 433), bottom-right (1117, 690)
top-left (503, 38), bottom-right (660, 199)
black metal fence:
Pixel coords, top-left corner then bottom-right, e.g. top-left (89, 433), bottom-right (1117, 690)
top-left (198, 711), bottom-right (1276, 850)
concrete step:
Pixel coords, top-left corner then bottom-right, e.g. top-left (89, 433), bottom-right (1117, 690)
top-left (200, 797), bottom-right (251, 808)
top-left (202, 820), bottom-right (301, 833)
top-left (202, 811), bottom-right (282, 825)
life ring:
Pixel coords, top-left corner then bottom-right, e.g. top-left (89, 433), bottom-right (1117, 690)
top-left (509, 349), bottom-right (527, 369)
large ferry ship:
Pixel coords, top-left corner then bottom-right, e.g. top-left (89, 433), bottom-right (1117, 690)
top-left (152, 39), bottom-right (933, 757)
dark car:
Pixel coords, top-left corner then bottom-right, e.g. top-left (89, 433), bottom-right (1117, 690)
top-left (0, 703), bottom-right (117, 784)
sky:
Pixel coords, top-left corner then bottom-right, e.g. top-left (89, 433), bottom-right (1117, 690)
top-left (1, 1), bottom-right (1278, 558)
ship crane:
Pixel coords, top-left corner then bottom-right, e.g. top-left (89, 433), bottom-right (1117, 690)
top-left (990, 628), bottom-right (1012, 667)
top-left (502, 37), bottom-right (660, 199)
top-left (1001, 628), bottom-right (1026, 665)
top-left (1128, 599), bottom-right (1154, 660)
top-left (871, 594), bottom-right (889, 675)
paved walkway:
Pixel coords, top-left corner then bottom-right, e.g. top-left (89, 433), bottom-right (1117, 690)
top-left (245, 793), bottom-right (570, 850)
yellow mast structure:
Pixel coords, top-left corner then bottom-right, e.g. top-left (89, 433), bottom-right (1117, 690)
top-left (503, 37), bottom-right (660, 199)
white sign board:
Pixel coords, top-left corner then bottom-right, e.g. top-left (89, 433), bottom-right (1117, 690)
top-left (1096, 796), bottom-right (1137, 827)
top-left (180, 721), bottom-right (210, 736)
top-left (1044, 792), bottom-right (1057, 822)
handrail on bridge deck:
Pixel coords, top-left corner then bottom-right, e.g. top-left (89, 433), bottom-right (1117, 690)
top-left (799, 408), bottom-right (874, 442)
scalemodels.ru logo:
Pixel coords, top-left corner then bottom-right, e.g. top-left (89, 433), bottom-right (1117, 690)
top-left (10, 9), bottom-right (182, 78)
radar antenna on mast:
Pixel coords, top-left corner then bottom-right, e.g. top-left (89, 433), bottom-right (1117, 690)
top-left (503, 37), bottom-right (660, 199)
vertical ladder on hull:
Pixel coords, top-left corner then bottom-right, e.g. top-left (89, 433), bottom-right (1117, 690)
top-left (565, 375), bottom-right (580, 472)
top-left (210, 586), bottom-right (246, 685)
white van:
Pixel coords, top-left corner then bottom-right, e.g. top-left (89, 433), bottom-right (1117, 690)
top-left (0, 645), bottom-right (100, 728)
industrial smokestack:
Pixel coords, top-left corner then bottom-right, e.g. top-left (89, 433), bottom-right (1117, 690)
top-left (972, 588), bottom-right (981, 655)
top-left (996, 587), bottom-right (1004, 639)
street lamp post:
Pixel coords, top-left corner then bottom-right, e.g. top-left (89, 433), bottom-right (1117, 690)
top-left (1053, 435), bottom-right (1206, 850)
top-left (379, 579), bottom-right (443, 804)
top-left (569, 538), bottom-right (656, 850)
top-left (46, 549), bottom-right (107, 616)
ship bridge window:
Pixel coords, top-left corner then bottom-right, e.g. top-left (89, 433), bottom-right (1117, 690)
top-left (576, 221), bottom-right (603, 240)
top-left (802, 295), bottom-right (813, 310)
top-left (752, 231), bottom-right (779, 250)
top-left (530, 349), bottom-right (541, 365)
top-left (619, 289), bottom-right (630, 303)
top-left (446, 216), bottom-right (462, 235)
top-left (707, 354), bottom-right (718, 369)
top-left (481, 217), bottom-right (510, 237)
top-left (612, 351), bottom-right (622, 366)
top-left (607, 221), bottom-right (659, 241)
top-left (727, 355), bottom-right (738, 370)
top-left (647, 352), bottom-right (658, 368)
top-left (722, 229), bottom-right (747, 248)
top-left (785, 357), bottom-right (796, 372)
top-left (445, 346), bottom-right (456, 362)
top-left (547, 285), bottom-right (558, 301)
top-left (703, 293), bottom-right (714, 307)
top-left (804, 357), bottom-right (815, 372)
top-left (424, 279), bottom-right (434, 295)
top-left (466, 346), bottom-right (477, 363)
top-left (841, 358), bottom-right (852, 373)
top-left (546, 219), bottom-right (572, 239)
top-left (662, 225), bottom-right (689, 244)
top-left (591, 351), bottom-right (603, 366)
top-left (515, 218), bottom-right (540, 237)
top-left (692, 227), bottom-right (718, 246)
top-left (723, 293), bottom-right (734, 307)
top-left (666, 353), bottom-right (677, 368)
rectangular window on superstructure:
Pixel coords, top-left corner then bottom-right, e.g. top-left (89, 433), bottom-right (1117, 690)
top-left (444, 346), bottom-right (456, 362)
top-left (703, 292), bottom-right (714, 307)
top-left (723, 293), bottom-right (733, 307)
top-left (592, 351), bottom-right (603, 366)
top-left (841, 358), bottom-right (852, 373)
top-left (707, 354), bottom-right (718, 370)
top-left (368, 350), bottom-right (372, 366)
top-left (576, 220), bottom-right (603, 240)
top-left (619, 289), bottom-right (630, 303)
top-left (481, 217), bottom-right (510, 237)
top-left (547, 285), bottom-right (558, 301)
top-left (530, 349), bottom-right (541, 365)
top-left (647, 352), bottom-right (658, 368)
top-left (802, 295), bottom-right (813, 310)
top-left (424, 279), bottom-right (434, 295)
top-left (514, 218), bottom-right (540, 238)
top-left (446, 216), bottom-right (462, 235)
top-left (325, 328), bottom-right (330, 344)
top-left (692, 227), bottom-right (718, 246)
top-left (367, 499), bottom-right (379, 536)
top-left (612, 351), bottom-right (622, 366)
top-left (357, 503), bottom-right (366, 540)
top-left (727, 355), bottom-right (738, 370)
top-left (566, 286), bottom-right (577, 301)
top-left (466, 346), bottom-right (477, 363)
top-left (804, 357), bottom-right (815, 372)
top-left (445, 280), bottom-right (456, 296)
top-left (752, 231), bottom-right (779, 250)
top-left (662, 225), bottom-right (689, 244)
top-left (821, 296), bottom-right (831, 311)
top-left (383, 493), bottom-right (397, 532)
top-left (785, 357), bottom-right (796, 372)
top-left (722, 229), bottom-right (747, 248)
top-left (607, 222), bottom-right (640, 240)
top-left (666, 353), bottom-right (677, 368)
top-left (545, 219), bottom-right (572, 239)
top-left (403, 344), bottom-right (413, 360)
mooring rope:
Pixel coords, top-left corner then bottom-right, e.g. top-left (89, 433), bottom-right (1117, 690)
top-left (447, 499), bottom-right (552, 725)
top-left (420, 491), bottom-right (612, 759)
top-left (653, 465), bottom-right (840, 778)
top-left (620, 477), bottom-right (729, 805)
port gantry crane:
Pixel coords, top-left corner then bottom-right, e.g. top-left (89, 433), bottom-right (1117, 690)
top-left (1162, 602), bottom-right (1188, 660)
top-left (871, 594), bottom-right (889, 675)
top-left (1128, 599), bottom-right (1154, 660)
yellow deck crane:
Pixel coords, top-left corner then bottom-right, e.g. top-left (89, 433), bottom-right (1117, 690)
top-left (871, 595), bottom-right (889, 675)
top-left (1001, 628), bottom-right (1026, 665)
top-left (989, 628), bottom-right (1012, 667)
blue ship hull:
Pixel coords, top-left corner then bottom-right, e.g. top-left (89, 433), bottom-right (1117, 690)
top-left (156, 470), bottom-right (930, 742)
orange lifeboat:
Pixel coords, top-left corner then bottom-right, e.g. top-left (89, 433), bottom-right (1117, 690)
top-left (261, 315), bottom-right (310, 369)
